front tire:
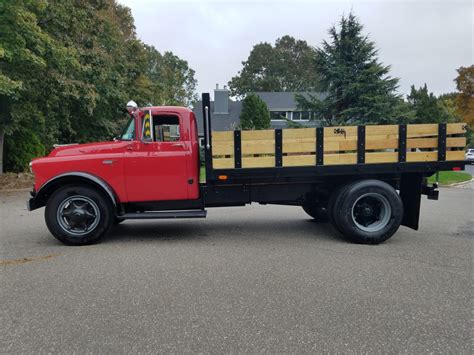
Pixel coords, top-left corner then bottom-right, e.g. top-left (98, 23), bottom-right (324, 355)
top-left (45, 185), bottom-right (114, 245)
top-left (332, 180), bottom-right (403, 244)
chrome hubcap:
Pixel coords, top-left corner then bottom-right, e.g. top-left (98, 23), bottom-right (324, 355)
top-left (57, 196), bottom-right (100, 236)
top-left (351, 193), bottom-right (391, 232)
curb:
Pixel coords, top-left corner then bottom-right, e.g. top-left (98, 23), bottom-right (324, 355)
top-left (443, 178), bottom-right (474, 187)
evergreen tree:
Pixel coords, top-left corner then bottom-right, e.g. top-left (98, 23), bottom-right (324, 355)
top-left (240, 94), bottom-right (271, 130)
top-left (297, 12), bottom-right (402, 125)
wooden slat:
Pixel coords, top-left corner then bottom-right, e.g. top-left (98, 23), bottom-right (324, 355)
top-left (282, 128), bottom-right (316, 139)
top-left (283, 155), bottom-right (316, 167)
top-left (242, 156), bottom-right (275, 168)
top-left (407, 137), bottom-right (438, 149)
top-left (241, 130), bottom-right (275, 141)
top-left (241, 140), bottom-right (274, 155)
top-left (365, 152), bottom-right (398, 163)
top-left (365, 125), bottom-right (399, 135)
top-left (212, 142), bottom-right (234, 155)
top-left (407, 124), bottom-right (438, 136)
top-left (212, 131), bottom-right (234, 142)
top-left (365, 138), bottom-right (399, 150)
top-left (447, 137), bottom-right (466, 147)
top-left (324, 140), bottom-right (358, 152)
top-left (324, 153), bottom-right (357, 165)
top-left (212, 158), bottom-right (234, 169)
top-left (324, 126), bottom-right (358, 138)
top-left (447, 123), bottom-right (467, 135)
top-left (406, 151), bottom-right (438, 162)
top-left (446, 151), bottom-right (465, 161)
top-left (283, 142), bottom-right (316, 153)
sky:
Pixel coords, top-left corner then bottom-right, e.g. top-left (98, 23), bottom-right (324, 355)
top-left (118, 0), bottom-right (473, 98)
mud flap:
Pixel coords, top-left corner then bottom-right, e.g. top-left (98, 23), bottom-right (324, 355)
top-left (400, 173), bottom-right (423, 230)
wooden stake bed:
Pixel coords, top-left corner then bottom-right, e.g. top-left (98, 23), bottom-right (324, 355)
top-left (211, 123), bottom-right (467, 169)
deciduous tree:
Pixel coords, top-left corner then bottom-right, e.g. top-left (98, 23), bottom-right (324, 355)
top-left (229, 36), bottom-right (320, 97)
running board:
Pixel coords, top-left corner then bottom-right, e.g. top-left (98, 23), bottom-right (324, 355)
top-left (120, 210), bottom-right (207, 220)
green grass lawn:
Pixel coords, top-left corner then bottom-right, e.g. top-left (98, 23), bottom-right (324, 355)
top-left (428, 171), bottom-right (472, 185)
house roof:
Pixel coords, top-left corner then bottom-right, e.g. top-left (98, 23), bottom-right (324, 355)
top-left (193, 100), bottom-right (243, 134)
top-left (255, 92), bottom-right (326, 111)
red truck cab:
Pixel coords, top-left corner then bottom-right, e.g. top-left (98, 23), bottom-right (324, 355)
top-left (30, 106), bottom-right (200, 205)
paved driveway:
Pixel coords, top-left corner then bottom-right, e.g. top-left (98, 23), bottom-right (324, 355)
top-left (1, 188), bottom-right (472, 353)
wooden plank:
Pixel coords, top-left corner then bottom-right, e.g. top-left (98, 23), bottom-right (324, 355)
top-left (242, 156), bottom-right (275, 168)
top-left (447, 137), bottom-right (466, 147)
top-left (324, 153), bottom-right (357, 165)
top-left (212, 142), bottom-right (234, 155)
top-left (283, 142), bottom-right (316, 153)
top-left (324, 140), bottom-right (358, 152)
top-left (212, 131), bottom-right (234, 142)
top-left (447, 122), bottom-right (467, 135)
top-left (407, 137), bottom-right (438, 149)
top-left (406, 151), bottom-right (438, 162)
top-left (324, 126), bottom-right (358, 138)
top-left (407, 124), bottom-right (438, 136)
top-left (365, 137), bottom-right (399, 150)
top-left (446, 151), bottom-right (465, 161)
top-left (365, 152), bottom-right (398, 163)
top-left (212, 158), bottom-right (234, 169)
top-left (283, 155), bottom-right (316, 167)
top-left (241, 130), bottom-right (275, 141)
top-left (282, 128), bottom-right (316, 139)
top-left (365, 125), bottom-right (399, 135)
top-left (241, 140), bottom-right (274, 155)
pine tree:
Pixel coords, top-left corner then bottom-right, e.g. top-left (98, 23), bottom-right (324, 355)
top-left (297, 12), bottom-right (402, 125)
top-left (240, 94), bottom-right (271, 130)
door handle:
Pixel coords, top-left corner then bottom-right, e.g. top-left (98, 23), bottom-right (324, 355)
top-left (171, 142), bottom-right (185, 147)
top-left (126, 144), bottom-right (133, 151)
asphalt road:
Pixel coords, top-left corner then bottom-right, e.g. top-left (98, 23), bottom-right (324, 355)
top-left (1, 188), bottom-right (472, 353)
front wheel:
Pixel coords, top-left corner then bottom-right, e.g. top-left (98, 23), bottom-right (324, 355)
top-left (332, 180), bottom-right (403, 244)
top-left (45, 185), bottom-right (114, 245)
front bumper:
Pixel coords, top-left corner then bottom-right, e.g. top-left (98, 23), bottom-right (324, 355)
top-left (27, 189), bottom-right (41, 211)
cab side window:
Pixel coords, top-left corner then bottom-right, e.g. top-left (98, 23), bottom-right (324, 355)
top-left (153, 115), bottom-right (180, 142)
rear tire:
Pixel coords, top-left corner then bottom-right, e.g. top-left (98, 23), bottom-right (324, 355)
top-left (332, 180), bottom-right (403, 244)
top-left (45, 185), bottom-right (114, 245)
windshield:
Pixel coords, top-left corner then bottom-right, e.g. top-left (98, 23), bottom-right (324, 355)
top-left (120, 118), bottom-right (135, 141)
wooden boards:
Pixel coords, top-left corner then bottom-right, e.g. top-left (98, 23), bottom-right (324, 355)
top-left (211, 123), bottom-right (467, 169)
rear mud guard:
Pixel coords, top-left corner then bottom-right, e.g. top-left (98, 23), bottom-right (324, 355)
top-left (400, 173), bottom-right (423, 230)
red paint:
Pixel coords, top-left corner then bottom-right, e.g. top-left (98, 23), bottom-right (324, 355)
top-left (452, 167), bottom-right (461, 171)
top-left (30, 107), bottom-right (200, 203)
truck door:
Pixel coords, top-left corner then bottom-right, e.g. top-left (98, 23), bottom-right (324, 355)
top-left (124, 113), bottom-right (189, 202)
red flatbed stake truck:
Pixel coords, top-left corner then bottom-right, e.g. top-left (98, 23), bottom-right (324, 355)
top-left (28, 93), bottom-right (468, 245)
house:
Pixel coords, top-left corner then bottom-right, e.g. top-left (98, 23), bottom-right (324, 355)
top-left (192, 85), bottom-right (326, 138)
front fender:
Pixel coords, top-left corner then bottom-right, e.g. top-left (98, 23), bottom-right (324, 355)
top-left (28, 172), bottom-right (119, 211)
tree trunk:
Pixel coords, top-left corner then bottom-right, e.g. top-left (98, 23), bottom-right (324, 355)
top-left (0, 127), bottom-right (4, 175)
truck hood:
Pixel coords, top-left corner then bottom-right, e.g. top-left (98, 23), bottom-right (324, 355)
top-left (48, 141), bottom-right (116, 157)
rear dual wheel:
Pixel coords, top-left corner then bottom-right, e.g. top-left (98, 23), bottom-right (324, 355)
top-left (329, 180), bottom-right (403, 244)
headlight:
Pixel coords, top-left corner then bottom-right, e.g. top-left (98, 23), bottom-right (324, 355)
top-left (29, 161), bottom-right (33, 174)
